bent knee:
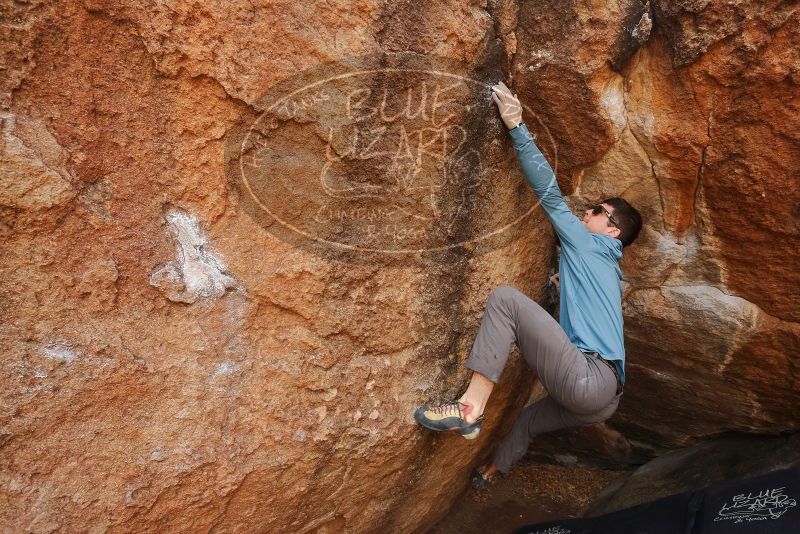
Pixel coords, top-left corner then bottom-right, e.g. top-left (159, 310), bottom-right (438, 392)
top-left (576, 398), bottom-right (619, 424)
top-left (488, 284), bottom-right (519, 304)
top-left (582, 411), bottom-right (614, 425)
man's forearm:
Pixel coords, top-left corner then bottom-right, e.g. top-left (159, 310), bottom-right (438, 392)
top-left (507, 123), bottom-right (590, 250)
top-left (492, 84), bottom-right (591, 251)
top-left (508, 123), bottom-right (564, 209)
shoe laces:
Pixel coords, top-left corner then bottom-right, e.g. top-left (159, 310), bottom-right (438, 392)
top-left (430, 401), bottom-right (464, 419)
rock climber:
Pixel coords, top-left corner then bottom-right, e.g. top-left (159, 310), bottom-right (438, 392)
top-left (413, 81), bottom-right (643, 490)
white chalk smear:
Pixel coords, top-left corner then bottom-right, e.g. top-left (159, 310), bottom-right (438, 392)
top-left (600, 77), bottom-right (627, 132)
top-left (42, 343), bottom-right (79, 363)
top-left (149, 208), bottom-right (239, 304)
top-left (211, 361), bottom-right (239, 377)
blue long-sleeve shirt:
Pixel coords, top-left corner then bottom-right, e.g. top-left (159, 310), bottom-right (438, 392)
top-left (509, 123), bottom-right (626, 384)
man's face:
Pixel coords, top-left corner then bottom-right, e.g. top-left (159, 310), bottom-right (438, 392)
top-left (581, 203), bottom-right (621, 239)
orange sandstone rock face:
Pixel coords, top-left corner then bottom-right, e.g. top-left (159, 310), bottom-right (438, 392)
top-left (0, 1), bottom-right (547, 533)
top-left (1, 1), bottom-right (798, 533)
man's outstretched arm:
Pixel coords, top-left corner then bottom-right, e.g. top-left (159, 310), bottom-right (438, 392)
top-left (492, 82), bottom-right (591, 252)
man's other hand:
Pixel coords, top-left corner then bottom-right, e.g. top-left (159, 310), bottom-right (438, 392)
top-left (549, 272), bottom-right (560, 292)
top-left (491, 81), bottom-right (523, 130)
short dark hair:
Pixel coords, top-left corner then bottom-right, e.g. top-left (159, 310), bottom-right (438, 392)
top-left (603, 197), bottom-right (642, 247)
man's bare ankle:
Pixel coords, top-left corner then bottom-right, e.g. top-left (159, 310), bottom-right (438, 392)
top-left (478, 463), bottom-right (497, 480)
top-left (468, 412), bottom-right (484, 424)
top-left (458, 398), bottom-right (484, 424)
top-left (484, 464), bottom-right (498, 478)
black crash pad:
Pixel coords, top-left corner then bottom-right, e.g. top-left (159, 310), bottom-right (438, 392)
top-left (513, 466), bottom-right (799, 534)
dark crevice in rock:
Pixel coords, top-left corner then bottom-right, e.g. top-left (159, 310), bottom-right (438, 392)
top-left (690, 120), bottom-right (710, 233)
top-left (609, 0), bottom-right (653, 73)
top-left (623, 118), bottom-right (663, 232)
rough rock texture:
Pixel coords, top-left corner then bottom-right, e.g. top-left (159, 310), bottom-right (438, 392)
top-left (1, 2), bottom-right (545, 533)
top-left (1, 1), bottom-right (799, 533)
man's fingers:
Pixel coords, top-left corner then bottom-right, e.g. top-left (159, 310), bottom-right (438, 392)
top-left (493, 81), bottom-right (517, 99)
top-left (492, 82), bottom-right (523, 129)
top-left (549, 273), bottom-right (560, 290)
top-left (492, 88), bottom-right (511, 100)
top-left (491, 84), bottom-right (512, 100)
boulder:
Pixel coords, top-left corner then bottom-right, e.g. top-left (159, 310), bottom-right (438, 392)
top-left (2, 0), bottom-right (798, 531)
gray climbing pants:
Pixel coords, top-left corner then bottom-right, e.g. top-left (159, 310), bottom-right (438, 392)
top-left (465, 285), bottom-right (623, 473)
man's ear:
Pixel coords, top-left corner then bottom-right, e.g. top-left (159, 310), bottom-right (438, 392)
top-left (608, 227), bottom-right (621, 239)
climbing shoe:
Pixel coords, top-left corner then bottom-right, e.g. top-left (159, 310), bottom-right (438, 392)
top-left (413, 400), bottom-right (484, 440)
top-left (471, 468), bottom-right (493, 491)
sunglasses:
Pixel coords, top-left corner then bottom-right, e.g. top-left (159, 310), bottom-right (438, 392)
top-left (591, 204), bottom-right (619, 227)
